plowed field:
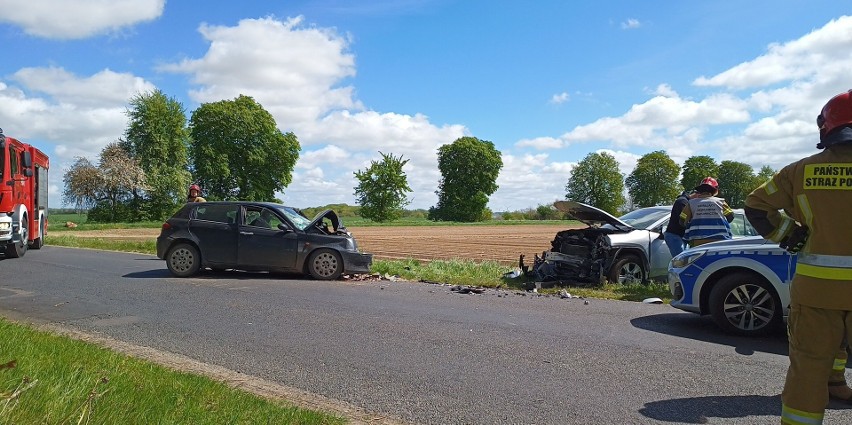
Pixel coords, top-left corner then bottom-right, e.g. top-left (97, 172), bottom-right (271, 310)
top-left (67, 224), bottom-right (582, 265)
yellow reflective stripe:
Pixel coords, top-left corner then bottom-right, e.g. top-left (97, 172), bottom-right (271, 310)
top-left (765, 178), bottom-right (778, 195)
top-left (797, 194), bottom-right (813, 227)
top-left (769, 215), bottom-right (794, 242)
top-left (797, 263), bottom-right (852, 280)
top-left (781, 404), bottom-right (824, 425)
top-left (834, 357), bottom-right (847, 371)
top-left (798, 253), bottom-right (852, 268)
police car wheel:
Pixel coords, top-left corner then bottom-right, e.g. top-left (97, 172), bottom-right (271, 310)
top-left (708, 272), bottom-right (782, 336)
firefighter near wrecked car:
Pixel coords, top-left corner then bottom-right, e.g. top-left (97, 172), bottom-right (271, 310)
top-left (0, 128), bottom-right (49, 258)
top-left (745, 89), bottom-right (852, 424)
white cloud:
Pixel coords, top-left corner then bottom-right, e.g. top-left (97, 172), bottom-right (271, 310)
top-left (621, 18), bottom-right (641, 30)
top-left (0, 0), bottom-right (164, 39)
top-left (693, 15), bottom-right (852, 90)
top-left (550, 92), bottom-right (570, 104)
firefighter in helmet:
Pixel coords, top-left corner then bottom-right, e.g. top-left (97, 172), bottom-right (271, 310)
top-left (187, 184), bottom-right (206, 203)
top-left (745, 89), bottom-right (852, 423)
top-left (679, 176), bottom-right (734, 247)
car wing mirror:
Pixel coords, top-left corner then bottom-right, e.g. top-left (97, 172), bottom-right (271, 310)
top-left (277, 223), bottom-right (294, 233)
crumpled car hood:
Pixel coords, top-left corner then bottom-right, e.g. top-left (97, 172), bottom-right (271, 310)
top-left (554, 201), bottom-right (632, 230)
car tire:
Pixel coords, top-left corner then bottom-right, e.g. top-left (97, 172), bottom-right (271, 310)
top-left (307, 248), bottom-right (343, 280)
top-left (708, 272), bottom-right (782, 336)
top-left (608, 254), bottom-right (645, 285)
top-left (166, 243), bottom-right (201, 277)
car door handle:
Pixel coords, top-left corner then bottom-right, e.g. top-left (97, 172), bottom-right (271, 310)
top-left (240, 231), bottom-right (254, 236)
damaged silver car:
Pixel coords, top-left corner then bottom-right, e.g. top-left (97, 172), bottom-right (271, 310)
top-left (521, 201), bottom-right (757, 286)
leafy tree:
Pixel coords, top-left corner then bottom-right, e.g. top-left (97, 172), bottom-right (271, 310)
top-left (681, 155), bottom-right (719, 192)
top-left (428, 137), bottom-right (503, 222)
top-left (717, 160), bottom-right (756, 208)
top-left (189, 95), bottom-right (300, 201)
top-left (354, 152), bottom-right (412, 222)
top-left (62, 157), bottom-right (101, 213)
top-left (62, 142), bottom-right (148, 222)
top-left (564, 152), bottom-right (625, 215)
top-left (124, 89), bottom-right (192, 219)
top-left (625, 150), bottom-right (681, 207)
top-left (754, 165), bottom-right (776, 186)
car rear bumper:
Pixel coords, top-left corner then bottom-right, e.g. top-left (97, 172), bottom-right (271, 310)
top-left (342, 251), bottom-right (373, 274)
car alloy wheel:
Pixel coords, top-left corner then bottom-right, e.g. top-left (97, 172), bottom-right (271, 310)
top-left (307, 249), bottom-right (343, 280)
top-left (608, 254), bottom-right (645, 285)
top-left (709, 272), bottom-right (781, 336)
top-left (166, 243), bottom-right (201, 277)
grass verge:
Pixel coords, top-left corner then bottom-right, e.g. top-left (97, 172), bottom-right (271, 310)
top-left (0, 318), bottom-right (342, 425)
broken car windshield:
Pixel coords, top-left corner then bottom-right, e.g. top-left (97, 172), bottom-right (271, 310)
top-left (274, 206), bottom-right (312, 230)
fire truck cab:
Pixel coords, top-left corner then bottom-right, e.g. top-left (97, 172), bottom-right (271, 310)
top-left (0, 128), bottom-right (49, 258)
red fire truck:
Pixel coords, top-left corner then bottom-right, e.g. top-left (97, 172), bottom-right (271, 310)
top-left (0, 128), bottom-right (49, 258)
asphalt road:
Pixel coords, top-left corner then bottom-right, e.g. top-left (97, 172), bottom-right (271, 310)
top-left (1, 246), bottom-right (850, 424)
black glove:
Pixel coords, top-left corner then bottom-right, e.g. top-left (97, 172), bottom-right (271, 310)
top-left (779, 225), bottom-right (809, 253)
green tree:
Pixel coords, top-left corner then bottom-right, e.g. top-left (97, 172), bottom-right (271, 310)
top-left (62, 157), bottom-right (101, 213)
top-left (63, 142), bottom-right (148, 222)
top-left (428, 137), bottom-right (503, 222)
top-left (625, 150), bottom-right (682, 207)
top-left (124, 89), bottom-right (192, 220)
top-left (189, 95), bottom-right (300, 201)
top-left (717, 160), bottom-right (756, 208)
top-left (681, 155), bottom-right (719, 192)
top-left (564, 152), bottom-right (625, 215)
top-left (354, 152), bottom-right (412, 222)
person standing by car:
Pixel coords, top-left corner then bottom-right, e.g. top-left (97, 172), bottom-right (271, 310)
top-left (745, 89), bottom-right (852, 423)
top-left (187, 184), bottom-right (206, 203)
top-left (663, 189), bottom-right (695, 257)
top-left (679, 177), bottom-right (734, 248)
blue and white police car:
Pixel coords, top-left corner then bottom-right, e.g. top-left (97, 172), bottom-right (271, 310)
top-left (668, 236), bottom-right (794, 336)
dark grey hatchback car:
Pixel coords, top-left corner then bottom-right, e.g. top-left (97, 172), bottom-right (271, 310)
top-left (156, 201), bottom-right (372, 280)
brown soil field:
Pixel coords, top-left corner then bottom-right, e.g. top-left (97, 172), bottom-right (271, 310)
top-left (65, 224), bottom-right (581, 265)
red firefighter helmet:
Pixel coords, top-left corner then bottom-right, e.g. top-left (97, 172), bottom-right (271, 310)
top-left (817, 90), bottom-right (852, 146)
top-left (188, 184), bottom-right (202, 197)
top-left (695, 177), bottom-right (719, 193)
top-left (189, 184), bottom-right (201, 191)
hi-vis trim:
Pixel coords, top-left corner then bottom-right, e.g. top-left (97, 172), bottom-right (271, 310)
top-left (834, 356), bottom-right (847, 372)
top-left (765, 178), bottom-right (778, 195)
top-left (797, 194), bottom-right (813, 227)
top-left (781, 404), bottom-right (824, 425)
top-left (803, 163), bottom-right (852, 189)
top-left (797, 263), bottom-right (852, 280)
top-left (771, 216), bottom-right (794, 243)
top-left (798, 253), bottom-right (852, 268)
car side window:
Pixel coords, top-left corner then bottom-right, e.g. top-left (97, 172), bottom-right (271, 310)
top-left (730, 214), bottom-right (758, 237)
top-left (194, 205), bottom-right (236, 224)
top-left (244, 206), bottom-right (284, 230)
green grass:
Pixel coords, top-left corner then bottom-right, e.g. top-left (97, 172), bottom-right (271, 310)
top-left (0, 318), bottom-right (343, 425)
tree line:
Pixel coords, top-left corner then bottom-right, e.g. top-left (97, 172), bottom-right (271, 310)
top-left (564, 151), bottom-right (776, 216)
top-left (62, 90), bottom-right (775, 223)
top-left (61, 90), bottom-right (504, 223)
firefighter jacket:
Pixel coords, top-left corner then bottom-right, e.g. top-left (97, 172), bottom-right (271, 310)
top-left (679, 195), bottom-right (733, 246)
top-left (745, 143), bottom-right (852, 310)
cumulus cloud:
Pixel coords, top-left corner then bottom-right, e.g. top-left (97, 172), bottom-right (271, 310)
top-left (162, 15), bottom-right (469, 209)
top-left (0, 68), bottom-right (155, 163)
top-left (693, 15), bottom-right (852, 90)
top-left (0, 0), bottom-right (164, 39)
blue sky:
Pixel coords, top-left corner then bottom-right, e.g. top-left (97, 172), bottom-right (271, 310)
top-left (2, 1), bottom-right (851, 212)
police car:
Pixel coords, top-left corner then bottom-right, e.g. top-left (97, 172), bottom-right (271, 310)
top-left (668, 236), bottom-right (794, 336)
